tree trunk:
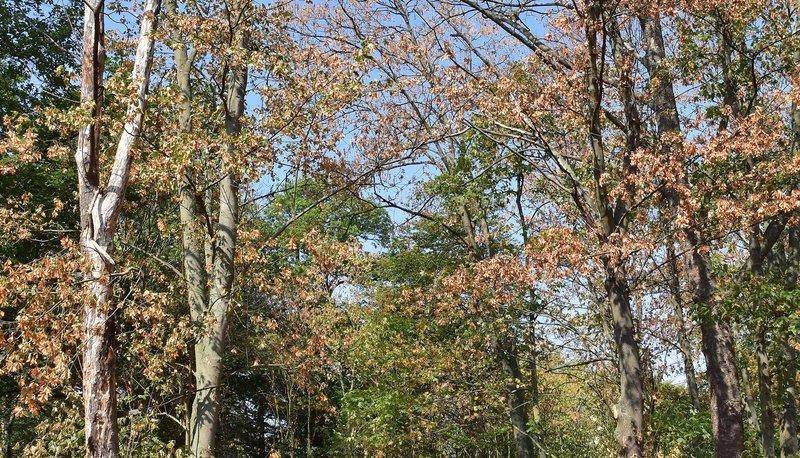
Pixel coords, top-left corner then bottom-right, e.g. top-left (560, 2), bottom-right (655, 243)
top-left (517, 174), bottom-right (546, 458)
top-left (492, 334), bottom-right (533, 458)
top-left (781, 227), bottom-right (800, 457)
top-left (76, 4), bottom-right (115, 454)
top-left (527, 317), bottom-right (546, 458)
top-left (782, 13), bottom-right (800, 449)
top-left (585, 7), bottom-right (645, 452)
top-left (460, 197), bottom-right (534, 458)
top-left (188, 10), bottom-right (247, 455)
top-left (604, 267), bottom-right (644, 458)
top-left (780, 339), bottom-right (798, 458)
top-left (639, 13), bottom-right (744, 456)
top-left (165, 1), bottom-right (211, 444)
top-left (1, 409), bottom-right (13, 458)
top-left (684, 237), bottom-right (744, 458)
top-left (667, 243), bottom-right (700, 409)
top-left (741, 358), bottom-right (760, 433)
top-left (699, 317), bottom-right (744, 458)
top-left (76, 1), bottom-right (160, 456)
top-left (748, 229), bottom-right (777, 458)
top-left (165, 0), bottom-right (207, 326)
top-left (757, 328), bottom-right (776, 458)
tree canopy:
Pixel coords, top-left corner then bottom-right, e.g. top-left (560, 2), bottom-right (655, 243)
top-left (1, 0), bottom-right (800, 457)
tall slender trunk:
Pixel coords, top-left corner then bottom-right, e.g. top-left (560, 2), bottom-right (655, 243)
top-left (781, 227), bottom-right (800, 457)
top-left (75, 1), bottom-right (160, 456)
top-left (458, 196), bottom-right (534, 458)
top-left (741, 358), bottom-right (759, 432)
top-left (516, 173), bottom-right (546, 458)
top-left (639, 13), bottom-right (744, 456)
top-left (781, 16), bottom-right (800, 451)
top-left (527, 316), bottom-right (546, 458)
top-left (493, 334), bottom-right (533, 458)
top-left (756, 328), bottom-right (775, 457)
top-left (165, 0), bottom-right (207, 325)
top-left (667, 244), bottom-right (700, 409)
top-left (165, 0), bottom-right (209, 443)
top-left (1, 409), bottom-right (13, 458)
top-left (748, 230), bottom-right (776, 457)
top-left (586, 7), bottom-right (644, 455)
top-left (780, 338), bottom-right (798, 458)
top-left (686, 242), bottom-right (744, 458)
top-left (699, 321), bottom-right (743, 457)
top-left (604, 265), bottom-right (644, 458)
top-left (76, 4), bottom-right (115, 455)
top-left (189, 10), bottom-right (248, 455)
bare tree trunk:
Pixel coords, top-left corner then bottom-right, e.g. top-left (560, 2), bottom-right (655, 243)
top-left (639, 13), bottom-right (744, 457)
top-left (0, 409), bottom-right (13, 458)
top-left (516, 174), bottom-right (546, 458)
top-left (604, 265), bottom-right (644, 458)
top-left (585, 8), bottom-right (644, 454)
top-left (666, 244), bottom-right (701, 409)
top-left (606, 19), bottom-right (646, 458)
top-left (75, 1), bottom-right (160, 457)
top-left (741, 359), bottom-right (760, 432)
top-left (165, 0), bottom-right (209, 443)
top-left (780, 338), bottom-right (798, 458)
top-left (748, 230), bottom-right (777, 457)
top-left (782, 16), bottom-right (800, 450)
top-left (781, 227), bottom-right (800, 457)
top-left (493, 334), bottom-right (533, 458)
top-left (189, 8), bottom-right (248, 454)
top-left (527, 317), bottom-right (546, 458)
top-left (190, 169), bottom-right (239, 456)
top-left (684, 242), bottom-right (745, 458)
top-left (756, 328), bottom-right (776, 457)
top-left (459, 197), bottom-right (534, 458)
top-left (699, 319), bottom-right (744, 457)
top-left (165, 0), bottom-right (207, 329)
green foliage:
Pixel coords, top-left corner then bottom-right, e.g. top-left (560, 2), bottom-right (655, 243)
top-left (0, 0), bottom-right (80, 118)
top-left (262, 176), bottom-right (392, 246)
top-left (648, 384), bottom-right (713, 458)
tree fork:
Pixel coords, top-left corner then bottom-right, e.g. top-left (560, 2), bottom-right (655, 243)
top-left (76, 0), bottom-right (161, 456)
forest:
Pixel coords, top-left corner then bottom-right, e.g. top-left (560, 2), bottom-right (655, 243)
top-left (1, 0), bottom-right (800, 457)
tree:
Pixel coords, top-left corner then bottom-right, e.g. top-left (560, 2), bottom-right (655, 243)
top-left (74, 0), bottom-right (160, 455)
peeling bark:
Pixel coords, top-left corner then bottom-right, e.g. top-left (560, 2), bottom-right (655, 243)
top-left (75, 1), bottom-right (160, 457)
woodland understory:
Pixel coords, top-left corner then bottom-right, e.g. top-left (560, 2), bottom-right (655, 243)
top-left (2, 0), bottom-right (800, 457)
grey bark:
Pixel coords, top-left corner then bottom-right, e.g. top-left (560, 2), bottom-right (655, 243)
top-left (639, 12), bottom-right (745, 457)
top-left (690, 244), bottom-right (745, 458)
top-left (603, 264), bottom-right (644, 458)
top-left (741, 360), bottom-right (760, 433)
top-left (781, 227), bottom-right (800, 457)
top-left (188, 7), bottom-right (248, 455)
top-left (587, 10), bottom-right (644, 456)
top-left (165, 0), bottom-right (207, 338)
top-left (748, 229), bottom-right (777, 458)
top-left (454, 2), bottom-right (646, 455)
top-left (463, 202), bottom-right (534, 458)
top-left (0, 410), bottom-right (12, 458)
top-left (782, 15), bottom-right (800, 451)
top-left (666, 243), bottom-right (701, 410)
top-left (756, 328), bottom-right (776, 458)
top-left (164, 2), bottom-right (249, 455)
top-left (516, 174), bottom-right (547, 458)
top-left (165, 0), bottom-right (208, 449)
top-left (492, 334), bottom-right (534, 458)
top-left (75, 1), bottom-right (160, 457)
top-left (780, 337), bottom-right (798, 458)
